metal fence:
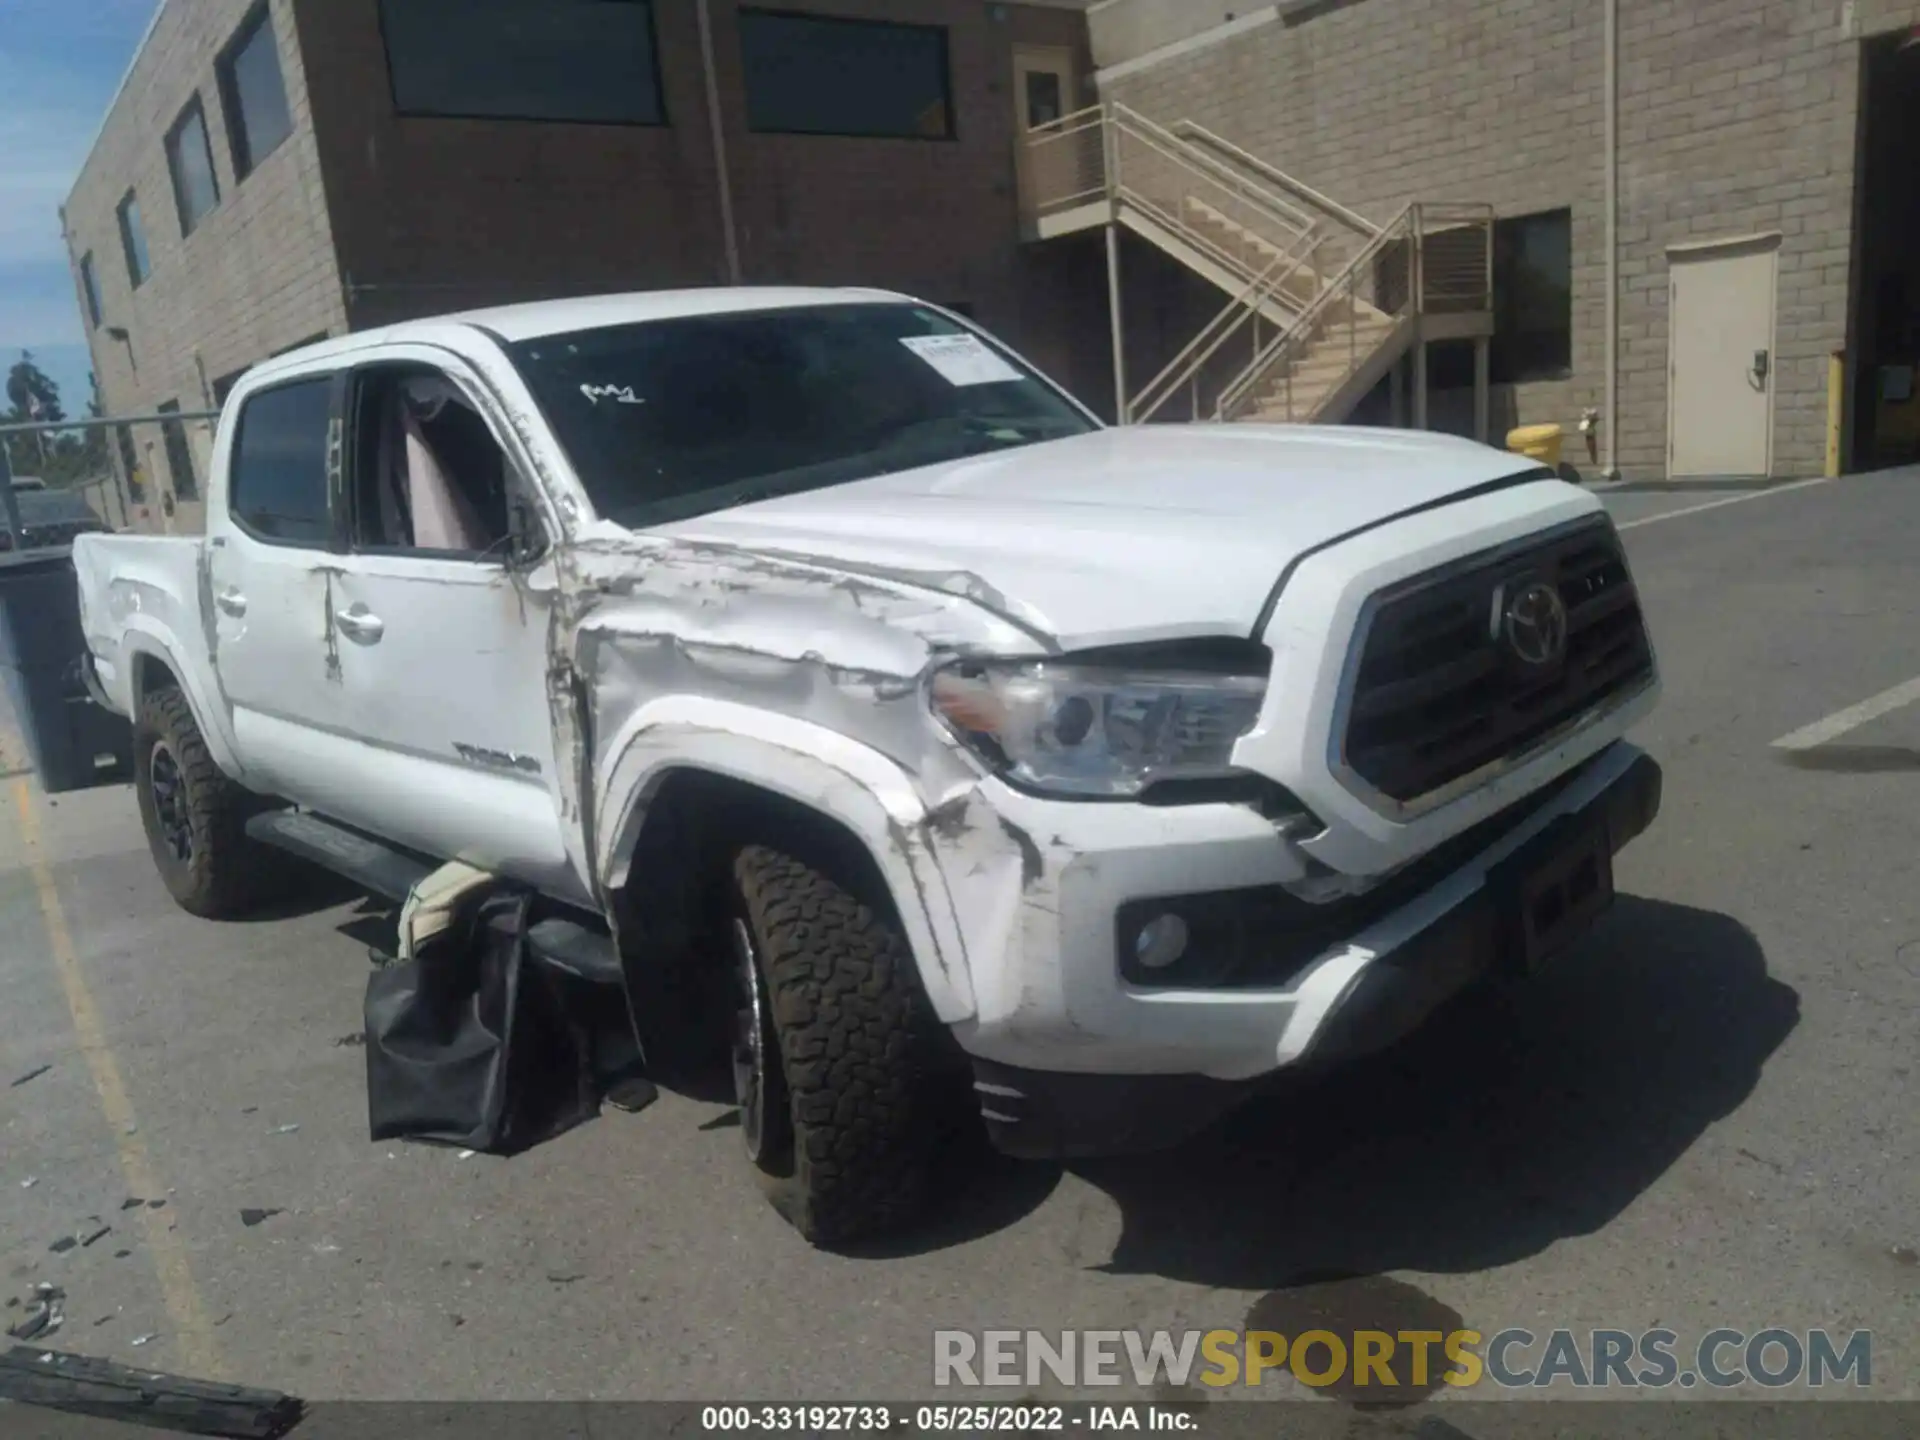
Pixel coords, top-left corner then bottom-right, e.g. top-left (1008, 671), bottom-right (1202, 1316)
top-left (1, 407), bottom-right (222, 547)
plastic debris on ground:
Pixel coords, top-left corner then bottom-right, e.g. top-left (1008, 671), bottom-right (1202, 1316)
top-left (0, 1339), bottom-right (304, 1435)
top-left (4, 1285), bottom-right (64, 1342)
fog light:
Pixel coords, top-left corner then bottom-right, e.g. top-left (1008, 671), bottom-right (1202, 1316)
top-left (1134, 913), bottom-right (1190, 971)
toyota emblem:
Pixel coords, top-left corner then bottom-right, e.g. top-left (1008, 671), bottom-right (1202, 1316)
top-left (1500, 580), bottom-right (1569, 667)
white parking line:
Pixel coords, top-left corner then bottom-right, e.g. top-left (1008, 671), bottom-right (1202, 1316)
top-left (1612, 475), bottom-right (1835, 532)
top-left (1771, 675), bottom-right (1920, 752)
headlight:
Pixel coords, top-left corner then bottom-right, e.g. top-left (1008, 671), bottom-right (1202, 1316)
top-left (929, 660), bottom-right (1267, 798)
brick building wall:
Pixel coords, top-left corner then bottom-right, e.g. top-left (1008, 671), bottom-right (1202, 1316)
top-left (292, 0), bottom-right (1111, 408)
top-left (1099, 0), bottom-right (1920, 479)
top-left (63, 0), bottom-right (346, 530)
top-left (63, 0), bottom-right (1115, 540)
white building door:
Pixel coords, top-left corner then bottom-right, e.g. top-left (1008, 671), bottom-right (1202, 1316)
top-left (1013, 45), bottom-right (1079, 225)
top-left (1667, 237), bottom-right (1779, 478)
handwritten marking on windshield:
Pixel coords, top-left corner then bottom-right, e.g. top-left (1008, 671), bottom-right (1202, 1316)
top-left (580, 384), bottom-right (647, 406)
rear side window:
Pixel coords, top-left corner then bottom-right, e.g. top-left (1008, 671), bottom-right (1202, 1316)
top-left (230, 379), bottom-right (334, 544)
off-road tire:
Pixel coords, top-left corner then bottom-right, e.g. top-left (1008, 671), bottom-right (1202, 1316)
top-left (132, 687), bottom-right (283, 918)
top-left (731, 843), bottom-right (937, 1246)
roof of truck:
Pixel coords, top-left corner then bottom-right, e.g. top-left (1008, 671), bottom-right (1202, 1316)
top-left (448, 287), bottom-right (914, 341)
top-left (253, 287), bottom-right (917, 381)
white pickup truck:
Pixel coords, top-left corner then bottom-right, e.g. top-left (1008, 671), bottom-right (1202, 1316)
top-left (73, 288), bottom-right (1662, 1245)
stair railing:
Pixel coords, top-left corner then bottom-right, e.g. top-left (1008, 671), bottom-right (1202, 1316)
top-left (1170, 119), bottom-right (1381, 244)
top-left (1025, 103), bottom-right (1334, 292)
top-left (1023, 110), bottom-right (1497, 427)
top-left (1215, 204), bottom-right (1420, 423)
top-left (1127, 225), bottom-right (1327, 424)
top-left (1022, 104), bottom-right (1110, 224)
top-left (1109, 104), bottom-right (1321, 241)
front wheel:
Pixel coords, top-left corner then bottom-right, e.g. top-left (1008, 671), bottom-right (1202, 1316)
top-left (132, 688), bottom-right (283, 918)
top-left (729, 844), bottom-right (939, 1246)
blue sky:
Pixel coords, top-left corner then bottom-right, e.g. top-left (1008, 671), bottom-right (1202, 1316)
top-left (0, 0), bottom-right (155, 415)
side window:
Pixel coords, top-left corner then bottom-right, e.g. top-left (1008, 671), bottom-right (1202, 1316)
top-left (230, 379), bottom-right (334, 544)
top-left (348, 366), bottom-right (518, 558)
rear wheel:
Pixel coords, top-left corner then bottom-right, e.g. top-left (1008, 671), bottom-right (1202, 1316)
top-left (729, 843), bottom-right (938, 1246)
top-left (132, 687), bottom-right (283, 918)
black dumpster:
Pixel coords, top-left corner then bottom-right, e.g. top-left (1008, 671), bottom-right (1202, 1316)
top-left (0, 549), bottom-right (134, 794)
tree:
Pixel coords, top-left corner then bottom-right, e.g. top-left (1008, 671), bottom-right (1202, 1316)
top-left (78, 371), bottom-right (109, 478)
top-left (5, 352), bottom-right (64, 425)
top-left (2, 354), bottom-right (107, 490)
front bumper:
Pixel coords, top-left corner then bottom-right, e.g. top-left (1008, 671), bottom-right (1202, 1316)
top-left (957, 746), bottom-right (1661, 1161)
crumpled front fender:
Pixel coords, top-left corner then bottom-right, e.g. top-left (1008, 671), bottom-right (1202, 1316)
top-left (594, 695), bottom-right (979, 1024)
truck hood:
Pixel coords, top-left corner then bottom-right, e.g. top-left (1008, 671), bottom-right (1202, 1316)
top-left (653, 425), bottom-right (1545, 649)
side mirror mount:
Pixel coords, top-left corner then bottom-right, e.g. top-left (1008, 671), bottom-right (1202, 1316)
top-left (506, 493), bottom-right (549, 568)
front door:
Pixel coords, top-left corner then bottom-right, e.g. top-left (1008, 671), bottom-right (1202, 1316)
top-left (1668, 237), bottom-right (1778, 478)
top-left (1012, 44), bottom-right (1079, 224)
top-left (328, 351), bottom-right (582, 903)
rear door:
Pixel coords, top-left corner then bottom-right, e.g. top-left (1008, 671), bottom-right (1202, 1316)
top-left (204, 371), bottom-right (354, 805)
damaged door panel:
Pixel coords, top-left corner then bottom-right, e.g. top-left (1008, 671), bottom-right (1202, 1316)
top-left (563, 532), bottom-right (1044, 1022)
top-left (326, 553), bottom-right (578, 899)
top-left (324, 348), bottom-right (584, 900)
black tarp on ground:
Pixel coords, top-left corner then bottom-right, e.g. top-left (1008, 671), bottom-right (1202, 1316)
top-left (363, 886), bottom-right (649, 1156)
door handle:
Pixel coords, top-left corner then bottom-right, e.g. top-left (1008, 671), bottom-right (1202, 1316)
top-left (215, 588), bottom-right (247, 617)
top-left (334, 606), bottom-right (385, 643)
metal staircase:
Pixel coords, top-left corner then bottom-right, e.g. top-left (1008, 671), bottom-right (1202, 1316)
top-left (1021, 102), bottom-right (1494, 427)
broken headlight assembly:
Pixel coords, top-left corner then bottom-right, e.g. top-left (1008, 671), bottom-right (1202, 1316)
top-left (929, 659), bottom-right (1268, 799)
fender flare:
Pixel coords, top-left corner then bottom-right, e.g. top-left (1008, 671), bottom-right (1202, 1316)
top-left (595, 695), bottom-right (977, 1024)
top-left (119, 624), bottom-right (246, 781)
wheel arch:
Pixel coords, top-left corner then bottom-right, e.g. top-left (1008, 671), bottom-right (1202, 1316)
top-left (595, 697), bottom-right (977, 1024)
top-left (120, 628), bottom-right (245, 780)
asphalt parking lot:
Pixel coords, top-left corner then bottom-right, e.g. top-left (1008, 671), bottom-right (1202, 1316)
top-left (3, 472), bottom-right (1917, 1413)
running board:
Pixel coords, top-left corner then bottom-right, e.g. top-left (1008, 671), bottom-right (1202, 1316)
top-left (245, 809), bottom-right (623, 982)
top-left (246, 810), bottom-right (436, 902)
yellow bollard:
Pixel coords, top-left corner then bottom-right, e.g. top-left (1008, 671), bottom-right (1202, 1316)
top-left (1506, 423), bottom-right (1565, 468)
top-left (1827, 351), bottom-right (1844, 478)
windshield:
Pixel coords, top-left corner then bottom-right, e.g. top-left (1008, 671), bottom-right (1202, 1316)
top-left (506, 302), bottom-right (1097, 528)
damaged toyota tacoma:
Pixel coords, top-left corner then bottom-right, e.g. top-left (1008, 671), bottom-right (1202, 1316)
top-left (72, 288), bottom-right (1662, 1244)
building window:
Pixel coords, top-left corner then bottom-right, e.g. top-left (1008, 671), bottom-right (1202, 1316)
top-left (738, 10), bottom-right (954, 140)
top-left (1025, 71), bottom-right (1063, 129)
top-left (212, 367), bottom-right (250, 407)
top-left (379, 0), bottom-right (665, 126)
top-left (115, 425), bottom-right (146, 501)
top-left (1492, 209), bottom-right (1572, 384)
top-left (218, 4), bottom-right (295, 180)
top-left (79, 253), bottom-right (104, 328)
top-left (117, 192), bottom-right (152, 288)
top-left (271, 331), bottom-right (331, 357)
top-left (157, 400), bottom-right (201, 501)
top-left (229, 379), bottom-right (334, 544)
top-left (166, 96), bottom-right (223, 237)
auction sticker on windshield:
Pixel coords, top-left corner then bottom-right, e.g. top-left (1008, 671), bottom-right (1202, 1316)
top-left (900, 333), bottom-right (1024, 387)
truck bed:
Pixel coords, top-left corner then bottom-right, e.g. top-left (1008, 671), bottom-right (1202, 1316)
top-left (71, 533), bottom-right (211, 722)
